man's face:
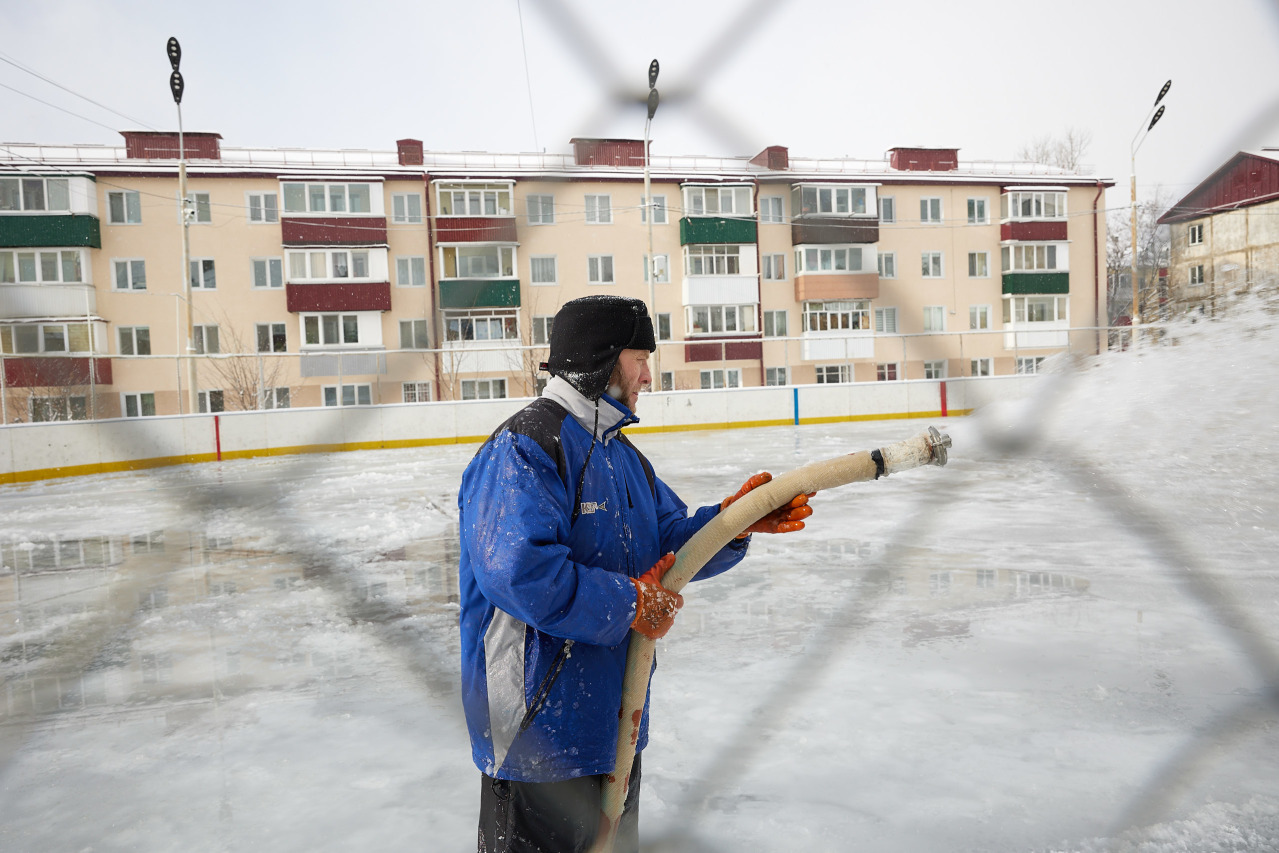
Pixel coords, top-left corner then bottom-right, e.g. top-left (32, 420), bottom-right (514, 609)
top-left (606, 348), bottom-right (652, 410)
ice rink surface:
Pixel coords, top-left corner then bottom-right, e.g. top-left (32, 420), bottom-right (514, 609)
top-left (2, 305), bottom-right (1278, 852)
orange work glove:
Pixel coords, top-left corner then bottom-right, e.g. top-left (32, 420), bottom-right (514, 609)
top-left (720, 472), bottom-right (816, 538)
top-left (630, 553), bottom-right (683, 640)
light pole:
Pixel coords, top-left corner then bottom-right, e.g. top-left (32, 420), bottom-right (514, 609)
top-left (168, 37), bottom-right (198, 415)
top-left (1130, 79), bottom-right (1170, 336)
top-left (643, 60), bottom-right (660, 382)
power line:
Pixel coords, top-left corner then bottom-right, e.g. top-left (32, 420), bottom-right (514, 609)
top-left (0, 81), bottom-right (121, 135)
top-left (0, 52), bottom-right (156, 131)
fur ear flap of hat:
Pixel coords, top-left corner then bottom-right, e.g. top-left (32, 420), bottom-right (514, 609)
top-left (546, 295), bottom-right (656, 401)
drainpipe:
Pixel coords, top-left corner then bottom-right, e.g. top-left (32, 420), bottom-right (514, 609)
top-left (425, 175), bottom-right (443, 400)
top-left (1093, 180), bottom-right (1105, 353)
top-left (753, 181), bottom-right (764, 387)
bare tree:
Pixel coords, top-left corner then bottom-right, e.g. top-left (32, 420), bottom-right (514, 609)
top-left (1106, 189), bottom-right (1172, 324)
top-left (3, 356), bottom-right (102, 423)
top-left (1018, 127), bottom-right (1093, 172)
top-left (201, 312), bottom-right (292, 411)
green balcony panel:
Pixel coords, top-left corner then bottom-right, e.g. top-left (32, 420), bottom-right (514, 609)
top-left (0, 214), bottom-right (101, 249)
top-left (679, 216), bottom-right (757, 246)
top-left (439, 278), bottom-right (521, 309)
top-left (1002, 272), bottom-right (1069, 295)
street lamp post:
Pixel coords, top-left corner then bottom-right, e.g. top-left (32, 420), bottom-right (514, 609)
top-left (644, 60), bottom-right (660, 382)
top-left (1130, 79), bottom-right (1170, 340)
top-left (168, 37), bottom-right (198, 415)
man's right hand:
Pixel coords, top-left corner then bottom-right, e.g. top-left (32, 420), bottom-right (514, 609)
top-left (630, 553), bottom-right (683, 639)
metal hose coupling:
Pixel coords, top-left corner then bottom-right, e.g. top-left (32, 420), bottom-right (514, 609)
top-left (880, 425), bottom-right (953, 475)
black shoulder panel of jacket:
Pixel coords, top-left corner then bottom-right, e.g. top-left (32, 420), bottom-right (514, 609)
top-left (614, 432), bottom-right (657, 500)
top-left (478, 397), bottom-right (569, 484)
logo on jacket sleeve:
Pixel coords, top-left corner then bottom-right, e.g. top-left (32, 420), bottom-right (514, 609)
top-left (579, 499), bottom-right (609, 515)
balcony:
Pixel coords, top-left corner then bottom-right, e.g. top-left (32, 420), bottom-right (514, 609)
top-left (0, 215), bottom-right (100, 249)
top-left (801, 332), bottom-right (874, 361)
top-left (3, 356), bottom-right (111, 388)
top-left (1002, 272), bottom-right (1069, 295)
top-left (439, 279), bottom-right (520, 309)
top-left (682, 275), bottom-right (757, 307)
top-left (299, 350), bottom-right (387, 377)
top-left (1001, 221), bottom-right (1068, 241)
top-left (794, 273), bottom-right (879, 302)
top-left (435, 217), bottom-right (518, 243)
top-left (281, 216), bottom-right (387, 246)
top-left (790, 217), bottom-right (878, 245)
top-left (1, 283), bottom-right (96, 319)
top-left (1004, 322), bottom-right (1069, 350)
top-left (684, 337), bottom-right (763, 363)
top-left (286, 282), bottom-right (391, 313)
top-left (679, 217), bottom-right (757, 245)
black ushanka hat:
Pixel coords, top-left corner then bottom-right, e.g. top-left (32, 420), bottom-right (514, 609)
top-left (543, 295), bottom-right (656, 401)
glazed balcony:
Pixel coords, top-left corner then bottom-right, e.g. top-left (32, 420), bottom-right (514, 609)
top-left (286, 282), bottom-right (391, 313)
top-left (790, 217), bottom-right (879, 245)
top-left (679, 217), bottom-right (757, 246)
top-left (438, 279), bottom-right (521, 309)
top-left (1002, 272), bottom-right (1069, 295)
top-left (435, 217), bottom-right (518, 243)
top-left (1, 283), bottom-right (96, 319)
top-left (0, 215), bottom-right (100, 249)
top-left (3, 356), bottom-right (111, 388)
top-left (281, 216), bottom-right (387, 246)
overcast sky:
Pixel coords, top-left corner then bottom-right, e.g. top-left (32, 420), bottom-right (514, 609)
top-left (5, 0), bottom-right (1279, 217)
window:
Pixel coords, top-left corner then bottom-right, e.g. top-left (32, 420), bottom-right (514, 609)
top-left (0, 176), bottom-right (70, 211)
top-left (643, 254), bottom-right (670, 283)
top-left (323, 384), bottom-right (373, 406)
top-left (197, 390), bottom-right (225, 414)
top-left (760, 196), bottom-right (784, 224)
top-left (1000, 191), bottom-right (1066, 221)
top-left (1017, 356), bottom-right (1046, 374)
top-left (816, 365), bottom-right (850, 384)
top-left (440, 245), bottom-right (514, 278)
top-left (794, 245), bottom-right (868, 274)
top-left (762, 253), bottom-right (786, 281)
top-left (399, 319), bottom-right (430, 349)
top-left (877, 252), bottom-right (896, 278)
top-left (31, 396), bottom-right (87, 422)
top-left (968, 251), bottom-right (989, 278)
top-left (920, 197), bottom-right (942, 223)
top-left (588, 255), bottom-right (615, 284)
top-left (969, 305), bottom-right (991, 330)
top-left (686, 245), bottom-right (742, 276)
top-left (193, 325), bottom-right (220, 355)
top-left (585, 194), bottom-right (612, 224)
top-left (247, 192), bottom-right (278, 223)
top-left (530, 256), bottom-right (557, 285)
top-left (1188, 223), bottom-right (1204, 245)
top-left (303, 313), bottom-right (361, 346)
top-left (659, 372), bottom-right (674, 391)
top-left (396, 256), bottom-right (427, 287)
top-left (967, 198), bottom-right (988, 225)
top-left (876, 363), bottom-right (899, 381)
top-left (792, 185), bottom-right (868, 217)
top-left (391, 193), bottom-right (423, 224)
top-left (256, 323), bottom-right (287, 353)
top-left (641, 195), bottom-right (668, 224)
top-left (190, 258), bottom-right (217, 289)
top-left (118, 326), bottom-right (151, 356)
top-left (923, 306), bottom-right (945, 332)
top-left (263, 388), bottom-right (290, 409)
top-left (766, 367), bottom-right (788, 386)
top-left (700, 369), bottom-right (741, 389)
top-left (924, 360), bottom-right (947, 379)
top-left (1190, 264), bottom-right (1205, 286)
top-left (1, 249), bottom-right (84, 283)
top-left (252, 257), bottom-right (284, 289)
top-left (282, 182), bottom-right (374, 214)
top-left (3, 323), bottom-right (92, 354)
top-left (1001, 243), bottom-right (1066, 272)
top-left (527, 193), bottom-right (555, 225)
top-left (879, 196), bottom-right (896, 223)
top-left (922, 252), bottom-right (943, 278)
top-left (461, 379), bottom-right (507, 400)
top-left (804, 300), bottom-right (869, 331)
top-left (687, 304), bottom-right (757, 335)
top-left (437, 183), bottom-right (512, 216)
top-left (122, 392), bottom-right (156, 418)
top-left (532, 315), bottom-right (555, 345)
top-left (656, 313), bottom-right (672, 341)
top-left (763, 310), bottom-right (788, 337)
top-left (107, 190), bottom-right (141, 224)
top-left (187, 191), bottom-right (212, 223)
top-left (403, 382), bottom-right (432, 403)
top-left (874, 307), bottom-right (898, 334)
top-left (1003, 295), bottom-right (1068, 324)
top-left (444, 310), bottom-right (519, 343)
top-left (684, 185), bottom-right (753, 217)
top-left (971, 358), bottom-right (992, 377)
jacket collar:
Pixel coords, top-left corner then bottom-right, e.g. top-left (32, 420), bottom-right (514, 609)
top-left (542, 376), bottom-right (638, 444)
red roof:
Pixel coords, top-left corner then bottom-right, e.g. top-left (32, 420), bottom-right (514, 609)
top-left (1158, 150), bottom-right (1279, 224)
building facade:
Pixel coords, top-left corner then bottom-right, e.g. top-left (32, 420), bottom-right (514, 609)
top-left (1, 133), bottom-right (1111, 422)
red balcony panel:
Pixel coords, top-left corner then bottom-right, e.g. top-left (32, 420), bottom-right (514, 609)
top-left (684, 338), bottom-right (763, 363)
top-left (3, 357), bottom-right (112, 388)
top-left (1001, 220), bottom-right (1069, 241)
top-left (286, 282), bottom-right (391, 313)
top-left (435, 217), bottom-right (519, 243)
top-left (281, 216), bottom-right (388, 245)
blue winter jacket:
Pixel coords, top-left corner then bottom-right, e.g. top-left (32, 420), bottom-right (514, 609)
top-left (458, 377), bottom-right (749, 782)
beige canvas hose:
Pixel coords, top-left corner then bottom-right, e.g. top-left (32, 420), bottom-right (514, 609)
top-left (590, 426), bottom-right (952, 852)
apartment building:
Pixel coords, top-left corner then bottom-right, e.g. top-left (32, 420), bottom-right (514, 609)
top-left (0, 132), bottom-right (1111, 422)
top-left (1158, 149), bottom-right (1279, 316)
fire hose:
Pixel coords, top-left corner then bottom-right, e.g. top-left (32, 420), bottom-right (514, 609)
top-left (591, 426), bottom-right (953, 852)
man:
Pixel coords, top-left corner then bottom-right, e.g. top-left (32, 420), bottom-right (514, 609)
top-left (458, 295), bottom-right (813, 852)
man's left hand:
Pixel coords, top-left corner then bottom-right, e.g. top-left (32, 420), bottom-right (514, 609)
top-left (721, 472), bottom-right (815, 538)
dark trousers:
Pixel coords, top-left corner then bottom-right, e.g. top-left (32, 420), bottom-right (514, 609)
top-left (478, 754), bottom-right (642, 853)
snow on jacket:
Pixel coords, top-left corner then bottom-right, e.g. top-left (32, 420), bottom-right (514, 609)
top-left (458, 376), bottom-right (749, 782)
